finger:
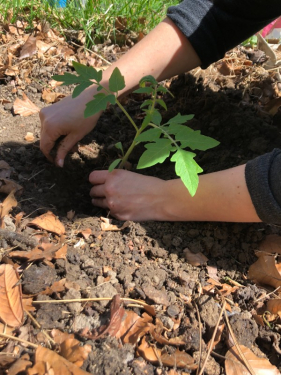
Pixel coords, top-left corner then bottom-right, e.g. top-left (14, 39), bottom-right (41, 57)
top-left (90, 184), bottom-right (106, 198)
top-left (55, 134), bottom-right (80, 167)
top-left (91, 198), bottom-right (108, 209)
top-left (89, 170), bottom-right (109, 185)
top-left (40, 135), bottom-right (55, 163)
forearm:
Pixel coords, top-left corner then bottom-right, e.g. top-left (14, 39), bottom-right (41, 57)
top-left (163, 165), bottom-right (261, 222)
top-left (83, 17), bottom-right (201, 100)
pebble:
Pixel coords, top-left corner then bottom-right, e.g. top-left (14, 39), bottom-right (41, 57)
top-left (167, 304), bottom-right (180, 318)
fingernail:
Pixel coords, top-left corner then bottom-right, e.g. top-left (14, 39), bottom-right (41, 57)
top-left (57, 159), bottom-right (64, 168)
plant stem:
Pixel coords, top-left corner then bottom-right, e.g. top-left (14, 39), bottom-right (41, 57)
top-left (115, 99), bottom-right (139, 132)
top-left (119, 129), bottom-right (141, 168)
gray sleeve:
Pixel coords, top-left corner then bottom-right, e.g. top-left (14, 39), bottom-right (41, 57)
top-left (167, 0), bottom-right (281, 68)
top-left (245, 149), bottom-right (281, 224)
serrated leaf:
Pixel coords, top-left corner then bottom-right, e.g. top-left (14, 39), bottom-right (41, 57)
top-left (72, 81), bottom-right (93, 98)
top-left (157, 86), bottom-right (168, 94)
top-left (141, 111), bottom-right (152, 128)
top-left (151, 109), bottom-right (162, 126)
top-left (156, 99), bottom-right (167, 110)
top-left (171, 149), bottom-right (203, 196)
top-left (108, 158), bottom-right (121, 172)
top-left (166, 113), bottom-right (194, 125)
top-left (137, 139), bottom-right (172, 169)
top-left (174, 127), bottom-right (220, 151)
top-left (84, 93), bottom-right (116, 118)
top-left (136, 128), bottom-right (162, 143)
top-left (139, 75), bottom-right (158, 86)
top-left (52, 73), bottom-right (80, 85)
top-left (140, 99), bottom-right (153, 109)
top-left (133, 87), bottom-right (153, 94)
top-left (73, 61), bottom-right (102, 82)
top-left (115, 142), bottom-right (123, 154)
top-left (109, 67), bottom-right (125, 92)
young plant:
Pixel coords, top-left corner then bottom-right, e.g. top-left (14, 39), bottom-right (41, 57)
top-left (53, 62), bottom-right (219, 196)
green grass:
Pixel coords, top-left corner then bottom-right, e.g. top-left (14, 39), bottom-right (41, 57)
top-left (0, 0), bottom-right (180, 48)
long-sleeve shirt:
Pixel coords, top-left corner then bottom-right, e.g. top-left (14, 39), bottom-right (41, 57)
top-left (167, 0), bottom-right (281, 224)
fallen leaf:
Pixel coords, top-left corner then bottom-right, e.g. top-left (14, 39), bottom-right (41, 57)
top-left (9, 243), bottom-right (67, 262)
top-left (265, 97), bottom-right (281, 116)
top-left (0, 178), bottom-right (23, 194)
top-left (0, 190), bottom-right (17, 227)
top-left (116, 311), bottom-right (152, 345)
top-left (0, 264), bottom-right (24, 327)
top-left (29, 211), bottom-right (65, 235)
top-left (207, 323), bottom-right (225, 351)
top-left (79, 228), bottom-right (92, 240)
top-left (49, 79), bottom-right (63, 89)
top-left (19, 35), bottom-right (37, 59)
top-left (100, 217), bottom-right (129, 231)
top-left (7, 353), bottom-right (32, 375)
top-left (22, 297), bottom-right (36, 312)
top-left (248, 254), bottom-right (281, 289)
top-left (27, 345), bottom-right (91, 375)
top-left (42, 89), bottom-right (65, 104)
top-left (267, 299), bottom-right (281, 318)
top-left (183, 248), bottom-right (208, 266)
top-left (257, 235), bottom-right (281, 257)
top-left (225, 345), bottom-right (280, 375)
top-left (0, 322), bottom-right (14, 344)
top-left (24, 132), bottom-right (35, 142)
top-left (41, 278), bottom-right (66, 295)
top-left (13, 93), bottom-right (40, 117)
top-left (60, 338), bottom-right (91, 367)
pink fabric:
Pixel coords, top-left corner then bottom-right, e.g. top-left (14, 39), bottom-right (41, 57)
top-left (262, 17), bottom-right (281, 37)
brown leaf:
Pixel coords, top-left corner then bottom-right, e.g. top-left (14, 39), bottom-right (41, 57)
top-left (22, 297), bottom-right (36, 312)
top-left (41, 279), bottom-right (66, 295)
top-left (79, 228), bottom-right (92, 240)
top-left (19, 35), bottom-right (37, 59)
top-left (116, 311), bottom-right (152, 345)
top-left (0, 322), bottom-right (14, 344)
top-left (257, 235), bottom-right (281, 257)
top-left (0, 178), bottom-right (23, 194)
top-left (7, 353), bottom-right (32, 375)
top-left (100, 217), bottom-right (129, 231)
top-left (225, 345), bottom-right (280, 375)
top-left (13, 93), bottom-right (40, 117)
top-left (0, 190), bottom-right (17, 227)
top-left (27, 345), bottom-right (91, 375)
top-left (183, 248), bottom-right (208, 266)
top-left (267, 299), bottom-right (281, 318)
top-left (9, 243), bottom-right (67, 262)
top-left (24, 132), bottom-right (35, 142)
top-left (248, 254), bottom-right (281, 289)
top-left (0, 264), bottom-right (24, 327)
top-left (207, 323), bottom-right (225, 351)
top-left (29, 211), bottom-right (65, 235)
top-left (42, 88), bottom-right (65, 104)
top-left (60, 339), bottom-right (91, 367)
top-left (264, 97), bottom-right (281, 116)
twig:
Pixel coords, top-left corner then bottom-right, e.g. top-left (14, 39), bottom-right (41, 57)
top-left (224, 309), bottom-right (256, 375)
top-left (25, 309), bottom-right (55, 346)
top-left (70, 41), bottom-right (111, 66)
top-left (198, 299), bottom-right (226, 375)
top-left (254, 286), bottom-right (281, 302)
top-left (0, 332), bottom-right (38, 348)
top-left (193, 301), bottom-right (202, 375)
top-left (33, 296), bottom-right (150, 306)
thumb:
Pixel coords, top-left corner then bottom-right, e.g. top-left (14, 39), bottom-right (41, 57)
top-left (55, 134), bottom-right (80, 167)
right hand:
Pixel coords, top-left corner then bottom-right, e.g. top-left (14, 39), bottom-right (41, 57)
top-left (40, 92), bottom-right (101, 166)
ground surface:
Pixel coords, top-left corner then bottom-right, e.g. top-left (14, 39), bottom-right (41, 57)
top-left (0, 27), bottom-right (281, 375)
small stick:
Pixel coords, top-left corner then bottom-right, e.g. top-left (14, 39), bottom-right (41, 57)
top-left (224, 310), bottom-right (256, 375)
top-left (198, 299), bottom-right (226, 375)
top-left (254, 286), bottom-right (281, 302)
top-left (0, 332), bottom-right (38, 349)
top-left (70, 41), bottom-right (111, 66)
top-left (33, 297), bottom-right (149, 306)
top-left (193, 301), bottom-right (202, 375)
top-left (25, 309), bottom-right (55, 346)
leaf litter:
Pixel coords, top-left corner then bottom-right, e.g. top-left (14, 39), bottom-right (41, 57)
top-left (1, 15), bottom-right (281, 375)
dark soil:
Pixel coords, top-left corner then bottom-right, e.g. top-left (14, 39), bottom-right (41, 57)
top-left (1, 48), bottom-right (281, 374)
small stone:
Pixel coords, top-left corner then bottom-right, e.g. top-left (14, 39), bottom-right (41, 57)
top-left (167, 305), bottom-right (180, 318)
top-left (198, 295), bottom-right (220, 328)
top-left (64, 288), bottom-right (81, 314)
top-left (89, 283), bottom-right (118, 307)
top-left (193, 351), bottom-right (220, 375)
top-left (142, 283), bottom-right (170, 306)
top-left (16, 146), bottom-right (26, 155)
top-left (160, 316), bottom-right (174, 330)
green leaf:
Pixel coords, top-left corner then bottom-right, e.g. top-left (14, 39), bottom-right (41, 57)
top-left (115, 142), bottom-right (123, 154)
top-left (156, 99), bottom-right (167, 110)
top-left (151, 109), bottom-right (162, 126)
top-left (157, 86), bottom-right (168, 94)
top-left (140, 99), bottom-right (153, 109)
top-left (139, 75), bottom-right (158, 87)
top-left (171, 149), bottom-right (203, 196)
top-left (166, 113), bottom-right (194, 125)
top-left (108, 158), bottom-right (121, 172)
top-left (52, 73), bottom-right (80, 85)
top-left (136, 128), bottom-right (162, 142)
top-left (133, 87), bottom-right (154, 94)
top-left (174, 127), bottom-right (220, 151)
top-left (72, 61), bottom-right (102, 82)
top-left (84, 93), bottom-right (116, 118)
top-left (72, 81), bottom-right (93, 98)
top-left (109, 67), bottom-right (125, 92)
top-left (141, 111), bottom-right (152, 128)
top-left (137, 139), bottom-right (173, 169)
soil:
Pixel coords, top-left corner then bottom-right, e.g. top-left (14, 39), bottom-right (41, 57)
top-left (1, 40), bottom-right (281, 374)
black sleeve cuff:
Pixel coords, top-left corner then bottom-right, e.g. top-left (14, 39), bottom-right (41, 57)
top-left (245, 149), bottom-right (281, 224)
top-left (167, 0), bottom-right (281, 69)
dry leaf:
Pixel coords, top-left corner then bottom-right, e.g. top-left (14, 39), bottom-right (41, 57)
top-left (0, 322), bottom-right (14, 344)
top-left (22, 297), bottom-right (36, 312)
top-left (9, 243), bottom-right (67, 262)
top-left (265, 97), bottom-right (281, 116)
top-left (0, 190), bottom-right (17, 227)
top-left (8, 353), bottom-right (32, 375)
top-left (0, 178), bottom-right (23, 194)
top-left (116, 311), bottom-right (152, 345)
top-left (183, 248), bottom-right (208, 266)
top-left (13, 93), bottom-right (40, 117)
top-left (257, 235), bottom-right (281, 257)
top-left (19, 35), bottom-right (37, 59)
top-left (207, 323), bottom-right (225, 351)
top-left (24, 132), bottom-right (35, 142)
top-left (225, 345), bottom-right (280, 375)
top-left (79, 228), bottom-right (92, 240)
top-left (27, 345), bottom-right (91, 375)
top-left (41, 279), bottom-right (66, 295)
top-left (0, 264), bottom-right (24, 327)
top-left (60, 339), bottom-right (91, 367)
top-left (42, 89), bottom-right (65, 104)
top-left (267, 299), bottom-right (281, 318)
top-left (29, 211), bottom-right (65, 235)
top-left (100, 217), bottom-right (129, 231)
top-left (248, 254), bottom-right (281, 289)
